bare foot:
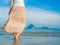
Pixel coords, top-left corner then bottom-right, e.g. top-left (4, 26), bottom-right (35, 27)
top-left (13, 33), bottom-right (19, 41)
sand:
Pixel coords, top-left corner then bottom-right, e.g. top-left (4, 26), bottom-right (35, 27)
top-left (0, 29), bottom-right (60, 45)
top-left (0, 35), bottom-right (60, 45)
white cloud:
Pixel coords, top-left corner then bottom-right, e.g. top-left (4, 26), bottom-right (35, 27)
top-left (0, 7), bottom-right (9, 27)
top-left (0, 7), bottom-right (9, 17)
top-left (0, 6), bottom-right (60, 28)
top-left (26, 7), bottom-right (60, 28)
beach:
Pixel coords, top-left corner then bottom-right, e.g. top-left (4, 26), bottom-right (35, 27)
top-left (0, 35), bottom-right (60, 45)
top-left (0, 29), bottom-right (60, 45)
top-left (0, 0), bottom-right (60, 45)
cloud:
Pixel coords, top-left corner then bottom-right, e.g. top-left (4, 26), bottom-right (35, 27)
top-left (26, 7), bottom-right (60, 28)
top-left (0, 7), bottom-right (9, 17)
top-left (0, 7), bottom-right (9, 27)
top-left (0, 6), bottom-right (60, 28)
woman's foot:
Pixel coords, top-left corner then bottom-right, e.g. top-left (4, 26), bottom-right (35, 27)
top-left (13, 32), bottom-right (21, 41)
top-left (13, 33), bottom-right (19, 41)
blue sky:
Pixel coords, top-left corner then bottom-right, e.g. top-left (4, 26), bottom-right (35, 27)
top-left (25, 0), bottom-right (60, 12)
top-left (0, 0), bottom-right (60, 28)
top-left (0, 0), bottom-right (60, 12)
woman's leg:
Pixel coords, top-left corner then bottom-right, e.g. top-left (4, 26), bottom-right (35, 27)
top-left (13, 33), bottom-right (19, 41)
top-left (13, 32), bottom-right (21, 41)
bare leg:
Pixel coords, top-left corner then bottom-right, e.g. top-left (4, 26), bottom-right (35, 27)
top-left (13, 32), bottom-right (21, 41)
top-left (13, 39), bottom-right (19, 45)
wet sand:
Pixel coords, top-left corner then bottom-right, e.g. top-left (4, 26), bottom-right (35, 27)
top-left (0, 35), bottom-right (60, 45)
top-left (0, 29), bottom-right (60, 45)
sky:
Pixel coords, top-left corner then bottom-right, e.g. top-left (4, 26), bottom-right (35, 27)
top-left (0, 0), bottom-right (60, 28)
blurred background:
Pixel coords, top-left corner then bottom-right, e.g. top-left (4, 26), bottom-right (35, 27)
top-left (0, 0), bottom-right (60, 45)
